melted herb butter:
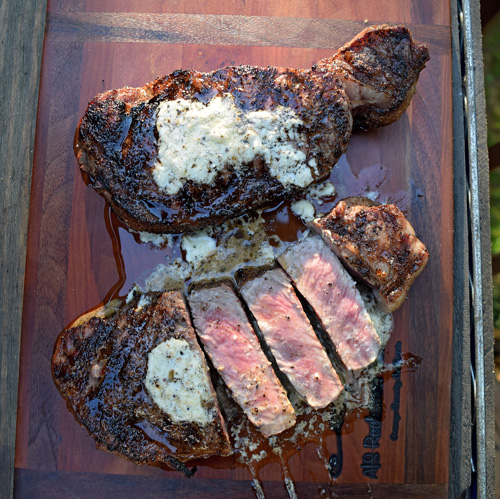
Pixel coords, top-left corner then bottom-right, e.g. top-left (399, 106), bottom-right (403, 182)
top-left (221, 361), bottom-right (385, 477)
top-left (142, 260), bottom-right (191, 292)
top-left (181, 231), bottom-right (217, 265)
top-left (153, 94), bottom-right (316, 195)
top-left (145, 338), bottom-right (215, 424)
top-left (138, 231), bottom-right (172, 246)
top-left (306, 181), bottom-right (336, 205)
top-left (140, 213), bottom-right (299, 291)
top-left (291, 200), bottom-right (316, 222)
top-left (67, 299), bottom-right (122, 328)
top-left (190, 215), bottom-right (278, 280)
top-left (359, 286), bottom-right (394, 347)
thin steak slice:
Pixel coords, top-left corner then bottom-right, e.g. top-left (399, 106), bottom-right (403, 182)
top-left (277, 236), bottom-right (381, 371)
top-left (52, 290), bottom-right (231, 474)
top-left (188, 281), bottom-right (296, 437)
top-left (75, 25), bottom-right (428, 234)
top-left (238, 267), bottom-right (343, 408)
top-left (310, 197), bottom-right (429, 312)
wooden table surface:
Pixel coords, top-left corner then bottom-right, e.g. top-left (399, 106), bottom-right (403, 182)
top-left (0, 1), bottom-right (494, 498)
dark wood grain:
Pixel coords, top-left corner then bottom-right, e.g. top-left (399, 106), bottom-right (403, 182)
top-left (15, 468), bottom-right (448, 499)
top-left (46, 12), bottom-right (451, 56)
top-left (77, 0), bottom-right (452, 27)
top-left (0, 1), bottom-right (47, 499)
top-left (9, 0), bottom-right (490, 497)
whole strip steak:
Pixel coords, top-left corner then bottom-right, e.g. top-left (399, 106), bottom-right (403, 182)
top-left (238, 268), bottom-right (343, 408)
top-left (52, 290), bottom-right (231, 473)
top-left (75, 25), bottom-right (428, 233)
top-left (277, 236), bottom-right (381, 371)
top-left (188, 281), bottom-right (296, 437)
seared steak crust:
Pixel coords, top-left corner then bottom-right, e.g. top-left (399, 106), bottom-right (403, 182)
top-left (75, 24), bottom-right (428, 234)
top-left (319, 24), bottom-right (430, 130)
top-left (310, 197), bottom-right (429, 312)
top-left (52, 290), bottom-right (231, 473)
top-left (76, 66), bottom-right (351, 233)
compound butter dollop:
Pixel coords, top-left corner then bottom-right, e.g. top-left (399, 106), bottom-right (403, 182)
top-left (145, 338), bottom-right (215, 424)
top-left (153, 94), bottom-right (316, 194)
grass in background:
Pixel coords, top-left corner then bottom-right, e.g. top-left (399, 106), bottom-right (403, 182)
top-left (484, 14), bottom-right (500, 149)
top-left (484, 14), bottom-right (500, 331)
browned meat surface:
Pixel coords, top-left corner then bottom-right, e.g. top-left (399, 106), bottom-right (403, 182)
top-left (76, 67), bottom-right (350, 234)
top-left (188, 281), bottom-right (296, 437)
top-left (52, 290), bottom-right (231, 474)
top-left (310, 197), bottom-right (429, 312)
top-left (75, 25), bottom-right (428, 234)
top-left (317, 24), bottom-right (430, 130)
top-left (238, 268), bottom-right (343, 408)
top-left (277, 236), bottom-right (381, 371)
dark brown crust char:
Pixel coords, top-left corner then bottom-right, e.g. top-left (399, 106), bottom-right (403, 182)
top-left (322, 24), bottom-right (429, 130)
top-left (76, 67), bottom-right (351, 233)
top-left (52, 290), bottom-right (231, 473)
top-left (75, 24), bottom-right (428, 233)
top-left (310, 197), bottom-right (429, 312)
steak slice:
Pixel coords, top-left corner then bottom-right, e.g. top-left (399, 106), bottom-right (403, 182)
top-left (75, 25), bottom-right (428, 234)
top-left (52, 290), bottom-right (231, 473)
top-left (310, 197), bottom-right (429, 312)
top-left (277, 236), bottom-right (381, 371)
top-left (238, 267), bottom-right (343, 408)
top-left (188, 281), bottom-right (296, 437)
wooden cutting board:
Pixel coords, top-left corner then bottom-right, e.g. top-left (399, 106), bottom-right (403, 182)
top-left (15, 1), bottom-right (453, 497)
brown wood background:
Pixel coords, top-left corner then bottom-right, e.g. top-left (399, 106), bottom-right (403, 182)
top-left (14, 1), bottom-right (454, 497)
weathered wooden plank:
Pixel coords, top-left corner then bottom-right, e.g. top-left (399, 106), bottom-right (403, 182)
top-left (46, 12), bottom-right (450, 55)
top-left (460, 0), bottom-right (495, 496)
top-left (0, 1), bottom-right (48, 498)
top-left (15, 467), bottom-right (448, 498)
top-left (80, 0), bottom-right (452, 27)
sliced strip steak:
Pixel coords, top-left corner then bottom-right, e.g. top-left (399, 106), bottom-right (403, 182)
top-left (188, 281), bottom-right (296, 437)
top-left (52, 290), bottom-right (231, 473)
top-left (277, 236), bottom-right (381, 371)
top-left (238, 267), bottom-right (343, 408)
top-left (310, 197), bottom-right (429, 312)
